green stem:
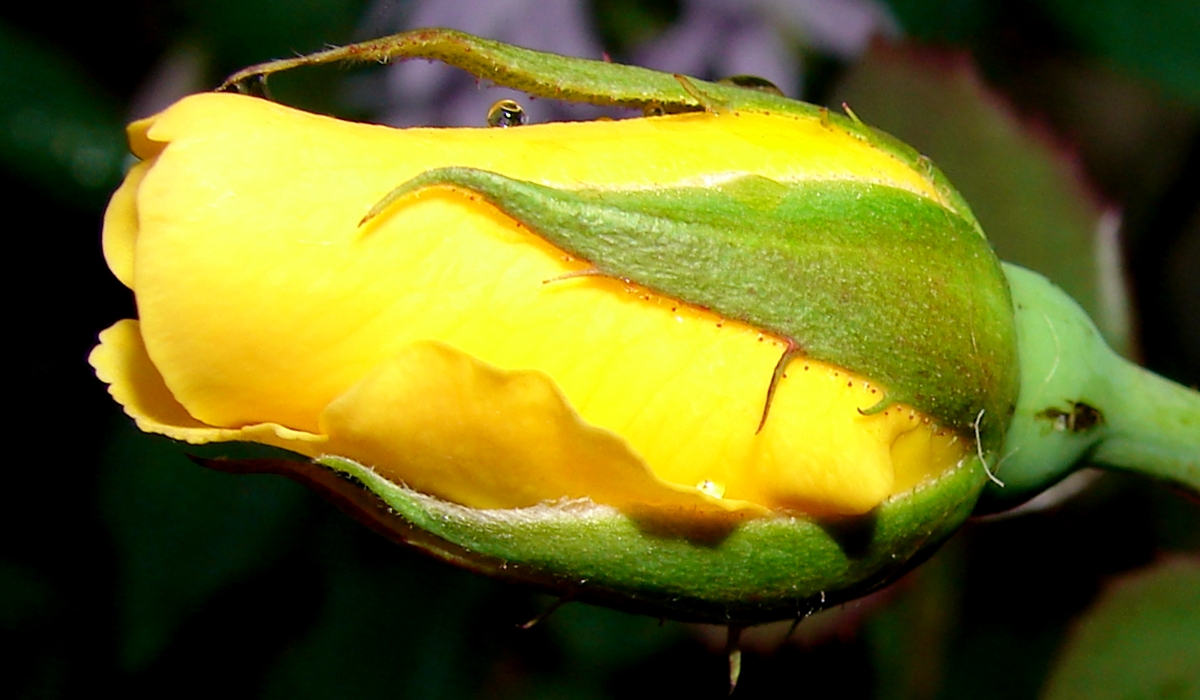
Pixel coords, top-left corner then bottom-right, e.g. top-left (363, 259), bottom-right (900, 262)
top-left (978, 265), bottom-right (1200, 512)
top-left (1092, 358), bottom-right (1200, 487)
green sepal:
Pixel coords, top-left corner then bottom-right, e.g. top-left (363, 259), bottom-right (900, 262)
top-left (366, 167), bottom-right (1019, 447)
top-left (262, 454), bottom-right (985, 625)
top-left (219, 27), bottom-right (981, 233)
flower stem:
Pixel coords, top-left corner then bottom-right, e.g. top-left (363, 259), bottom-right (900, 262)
top-left (1091, 357), bottom-right (1200, 490)
top-left (979, 265), bottom-right (1200, 512)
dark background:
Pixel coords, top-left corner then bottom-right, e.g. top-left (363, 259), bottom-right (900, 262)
top-left (3, 1), bottom-right (1197, 698)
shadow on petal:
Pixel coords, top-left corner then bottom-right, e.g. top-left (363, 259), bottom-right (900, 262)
top-left (318, 340), bottom-right (766, 522)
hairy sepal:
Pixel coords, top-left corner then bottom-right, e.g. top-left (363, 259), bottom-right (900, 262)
top-left (367, 167), bottom-right (1019, 448)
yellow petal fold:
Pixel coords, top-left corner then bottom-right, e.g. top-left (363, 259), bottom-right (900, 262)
top-left (317, 340), bottom-right (762, 519)
top-left (89, 319), bottom-right (326, 450)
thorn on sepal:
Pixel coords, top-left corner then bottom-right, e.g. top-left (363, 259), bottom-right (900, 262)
top-left (858, 393), bottom-right (895, 416)
top-left (674, 74), bottom-right (729, 115)
top-left (519, 595), bottom-right (570, 629)
top-left (758, 341), bottom-right (803, 433)
top-left (542, 268), bottom-right (607, 285)
top-left (726, 625), bottom-right (743, 694)
top-left (222, 73), bottom-right (272, 100)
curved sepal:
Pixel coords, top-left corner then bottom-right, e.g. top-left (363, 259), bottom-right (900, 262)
top-left (366, 167), bottom-right (1018, 445)
top-left (219, 27), bottom-right (979, 227)
top-left (196, 453), bottom-right (988, 625)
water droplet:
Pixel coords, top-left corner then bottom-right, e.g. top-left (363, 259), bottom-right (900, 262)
top-left (718, 75), bottom-right (784, 96)
top-left (696, 480), bottom-right (726, 499)
top-left (643, 102), bottom-right (666, 117)
top-left (487, 99), bottom-right (527, 127)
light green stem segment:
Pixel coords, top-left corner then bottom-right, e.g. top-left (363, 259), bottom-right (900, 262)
top-left (979, 265), bottom-right (1200, 512)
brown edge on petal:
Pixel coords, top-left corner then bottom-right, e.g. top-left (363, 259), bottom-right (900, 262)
top-left (192, 456), bottom-right (482, 568)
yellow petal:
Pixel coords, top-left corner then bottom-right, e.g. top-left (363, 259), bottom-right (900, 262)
top-left (101, 160), bottom-right (150, 289)
top-left (318, 340), bottom-right (763, 520)
top-left (89, 319), bottom-right (325, 449)
top-left (100, 93), bottom-right (970, 517)
top-left (127, 113), bottom-right (167, 161)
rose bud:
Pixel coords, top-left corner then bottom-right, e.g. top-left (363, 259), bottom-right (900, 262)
top-left (91, 29), bottom-right (1199, 627)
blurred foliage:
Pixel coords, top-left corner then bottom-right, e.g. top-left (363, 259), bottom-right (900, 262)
top-left (1034, 0), bottom-right (1200, 106)
top-left (0, 20), bottom-right (127, 209)
top-left (173, 0), bottom-right (369, 72)
top-left (881, 0), bottom-right (996, 43)
top-left (99, 423), bottom-right (313, 670)
top-left (1041, 558), bottom-right (1200, 700)
top-left (3, 0), bottom-right (1197, 698)
top-left (591, 0), bottom-right (680, 54)
top-left (882, 0), bottom-right (1200, 106)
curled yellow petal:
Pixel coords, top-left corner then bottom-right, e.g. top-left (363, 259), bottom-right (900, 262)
top-left (101, 161), bottom-right (150, 289)
top-left (89, 319), bottom-right (326, 450)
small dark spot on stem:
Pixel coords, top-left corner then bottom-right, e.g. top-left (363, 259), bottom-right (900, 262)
top-left (1037, 401), bottom-right (1105, 433)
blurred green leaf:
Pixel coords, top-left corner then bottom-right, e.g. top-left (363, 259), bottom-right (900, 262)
top-left (884, 0), bottom-right (1200, 106)
top-left (0, 560), bottom-right (52, 630)
top-left (940, 625), bottom-right (1061, 700)
top-left (1035, 0), bottom-right (1200, 106)
top-left (1042, 558), bottom-right (1200, 700)
top-left (174, 0), bottom-right (372, 114)
top-left (834, 43), bottom-right (1132, 354)
top-left (260, 523), bottom-right (497, 700)
top-left (881, 0), bottom-right (995, 43)
top-left (866, 541), bottom-right (964, 700)
top-left (177, 0), bottom-right (371, 69)
top-left (99, 418), bottom-right (312, 670)
top-left (593, 0), bottom-right (680, 54)
top-left (0, 19), bottom-right (126, 209)
top-left (543, 602), bottom-right (684, 675)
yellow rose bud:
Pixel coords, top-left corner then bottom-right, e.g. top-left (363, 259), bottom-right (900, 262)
top-left (91, 30), bottom-right (1200, 631)
top-left (92, 29), bottom-right (1039, 626)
